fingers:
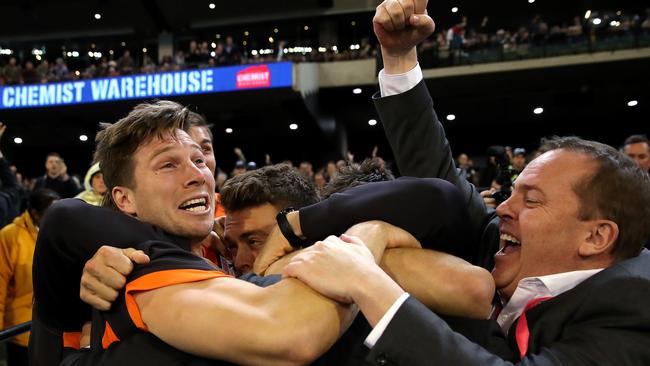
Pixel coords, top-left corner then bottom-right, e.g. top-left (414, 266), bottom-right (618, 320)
top-left (123, 248), bottom-right (150, 265)
top-left (414, 0), bottom-right (427, 14)
top-left (80, 271), bottom-right (119, 311)
top-left (410, 13), bottom-right (436, 35)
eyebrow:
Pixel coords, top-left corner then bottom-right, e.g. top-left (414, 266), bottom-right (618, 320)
top-left (150, 142), bottom-right (202, 160)
top-left (513, 182), bottom-right (546, 198)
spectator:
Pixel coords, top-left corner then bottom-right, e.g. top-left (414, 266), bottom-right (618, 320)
top-left (74, 163), bottom-right (106, 206)
top-left (0, 189), bottom-right (59, 366)
top-left (457, 153), bottom-right (478, 185)
top-left (222, 36), bottom-right (241, 65)
top-left (0, 123), bottom-right (22, 227)
top-left (622, 134), bottom-right (650, 172)
top-left (116, 50), bottom-right (135, 75)
top-left (35, 60), bottom-right (49, 82)
top-left (50, 58), bottom-right (68, 81)
top-left (33, 153), bottom-right (81, 198)
top-left (21, 61), bottom-right (39, 84)
top-left (2, 57), bottom-right (22, 85)
top-left (298, 161), bottom-right (314, 180)
top-left (511, 147), bottom-right (527, 173)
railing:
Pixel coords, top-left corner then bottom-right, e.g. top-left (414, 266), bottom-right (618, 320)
top-left (0, 322), bottom-right (31, 342)
top-left (418, 31), bottom-right (650, 69)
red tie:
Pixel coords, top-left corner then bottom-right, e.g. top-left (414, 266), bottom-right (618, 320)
top-left (515, 296), bottom-right (553, 359)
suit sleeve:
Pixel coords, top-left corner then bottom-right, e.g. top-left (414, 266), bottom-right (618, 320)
top-left (373, 81), bottom-right (500, 268)
top-left (367, 275), bottom-right (650, 366)
top-left (300, 177), bottom-right (475, 261)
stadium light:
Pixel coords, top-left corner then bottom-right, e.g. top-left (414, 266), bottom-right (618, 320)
top-left (208, 3), bottom-right (215, 9)
top-left (225, 128), bottom-right (233, 134)
top-left (534, 107), bottom-right (544, 115)
top-left (94, 13), bottom-right (101, 20)
top-left (274, 28), bottom-right (279, 33)
top-left (79, 135), bottom-right (88, 142)
top-left (584, 10), bottom-right (592, 19)
top-left (528, 0), bottom-right (535, 3)
top-left (446, 114), bottom-right (456, 121)
top-left (13, 137), bottom-right (22, 144)
top-left (289, 123), bottom-right (299, 130)
top-left (368, 119), bottom-right (378, 126)
top-left (353, 88), bottom-right (362, 95)
top-left (451, 7), bottom-right (459, 13)
top-left (592, 18), bottom-right (602, 25)
top-left (627, 100), bottom-right (639, 107)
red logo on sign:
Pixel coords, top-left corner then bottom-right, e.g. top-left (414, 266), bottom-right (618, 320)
top-left (236, 65), bottom-right (271, 89)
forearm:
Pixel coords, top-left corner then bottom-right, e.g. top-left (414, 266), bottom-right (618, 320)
top-left (380, 248), bottom-right (494, 319)
top-left (138, 277), bottom-right (355, 365)
top-left (381, 46), bottom-right (417, 74)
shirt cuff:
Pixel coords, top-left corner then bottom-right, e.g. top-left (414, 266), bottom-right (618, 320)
top-left (378, 64), bottom-right (423, 97)
top-left (364, 292), bottom-right (411, 349)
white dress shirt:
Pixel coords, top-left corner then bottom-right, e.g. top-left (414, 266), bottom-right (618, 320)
top-left (496, 268), bottom-right (603, 333)
top-left (378, 64), bottom-right (423, 97)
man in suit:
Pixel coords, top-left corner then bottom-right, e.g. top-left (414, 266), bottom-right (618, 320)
top-left (281, 1), bottom-right (650, 365)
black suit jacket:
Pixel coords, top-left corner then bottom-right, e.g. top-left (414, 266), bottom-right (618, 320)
top-left (373, 80), bottom-right (500, 269)
top-left (366, 250), bottom-right (650, 366)
top-left (365, 79), bottom-right (650, 365)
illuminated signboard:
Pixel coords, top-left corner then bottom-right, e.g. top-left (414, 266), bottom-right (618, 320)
top-left (0, 62), bottom-right (293, 110)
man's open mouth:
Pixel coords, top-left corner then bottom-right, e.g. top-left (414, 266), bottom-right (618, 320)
top-left (498, 233), bottom-right (521, 255)
top-left (179, 197), bottom-right (208, 212)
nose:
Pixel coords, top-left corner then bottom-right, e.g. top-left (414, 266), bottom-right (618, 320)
top-left (235, 245), bottom-right (254, 273)
top-left (495, 195), bottom-right (516, 221)
top-left (183, 160), bottom-right (207, 188)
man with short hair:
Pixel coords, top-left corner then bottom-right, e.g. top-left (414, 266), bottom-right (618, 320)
top-left (31, 100), bottom-right (357, 366)
top-left (622, 134), bottom-right (650, 173)
top-left (220, 163), bottom-right (319, 274)
top-left (33, 152), bottom-right (81, 198)
top-left (280, 1), bottom-right (650, 364)
top-left (286, 136), bottom-right (650, 365)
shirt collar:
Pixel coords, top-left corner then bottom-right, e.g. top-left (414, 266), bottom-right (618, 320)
top-left (496, 268), bottom-right (603, 333)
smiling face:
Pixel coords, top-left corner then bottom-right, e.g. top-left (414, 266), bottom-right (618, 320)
top-left (114, 129), bottom-right (215, 240)
top-left (493, 149), bottom-right (599, 299)
top-left (223, 203), bottom-right (278, 273)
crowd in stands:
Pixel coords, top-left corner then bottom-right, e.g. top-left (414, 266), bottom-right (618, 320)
top-left (1, 8), bottom-right (649, 86)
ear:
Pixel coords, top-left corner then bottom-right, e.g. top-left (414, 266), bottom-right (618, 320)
top-left (112, 186), bottom-right (137, 216)
top-left (578, 220), bottom-right (619, 257)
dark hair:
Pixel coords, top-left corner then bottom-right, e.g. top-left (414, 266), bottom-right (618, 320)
top-left (623, 134), bottom-right (649, 147)
top-left (220, 164), bottom-right (319, 212)
top-left (187, 111), bottom-right (213, 141)
top-left (94, 100), bottom-right (191, 209)
top-left (539, 136), bottom-right (650, 260)
top-left (28, 189), bottom-right (60, 214)
top-left (320, 158), bottom-right (395, 199)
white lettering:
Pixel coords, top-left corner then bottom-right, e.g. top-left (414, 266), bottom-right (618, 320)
top-left (135, 76), bottom-right (146, 97)
top-left (2, 88), bottom-right (14, 108)
top-left (39, 84), bottom-right (56, 105)
top-left (121, 77), bottom-right (134, 98)
top-left (161, 74), bottom-right (173, 95)
top-left (91, 79), bottom-right (110, 100)
top-left (107, 79), bottom-right (120, 99)
top-left (188, 71), bottom-right (200, 92)
top-left (174, 73), bottom-right (187, 94)
top-left (202, 70), bottom-right (213, 91)
top-left (73, 82), bottom-right (85, 102)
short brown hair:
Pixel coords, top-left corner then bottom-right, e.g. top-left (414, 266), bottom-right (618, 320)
top-left (220, 164), bottom-right (319, 212)
top-left (94, 100), bottom-right (191, 209)
top-left (540, 136), bottom-right (650, 260)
